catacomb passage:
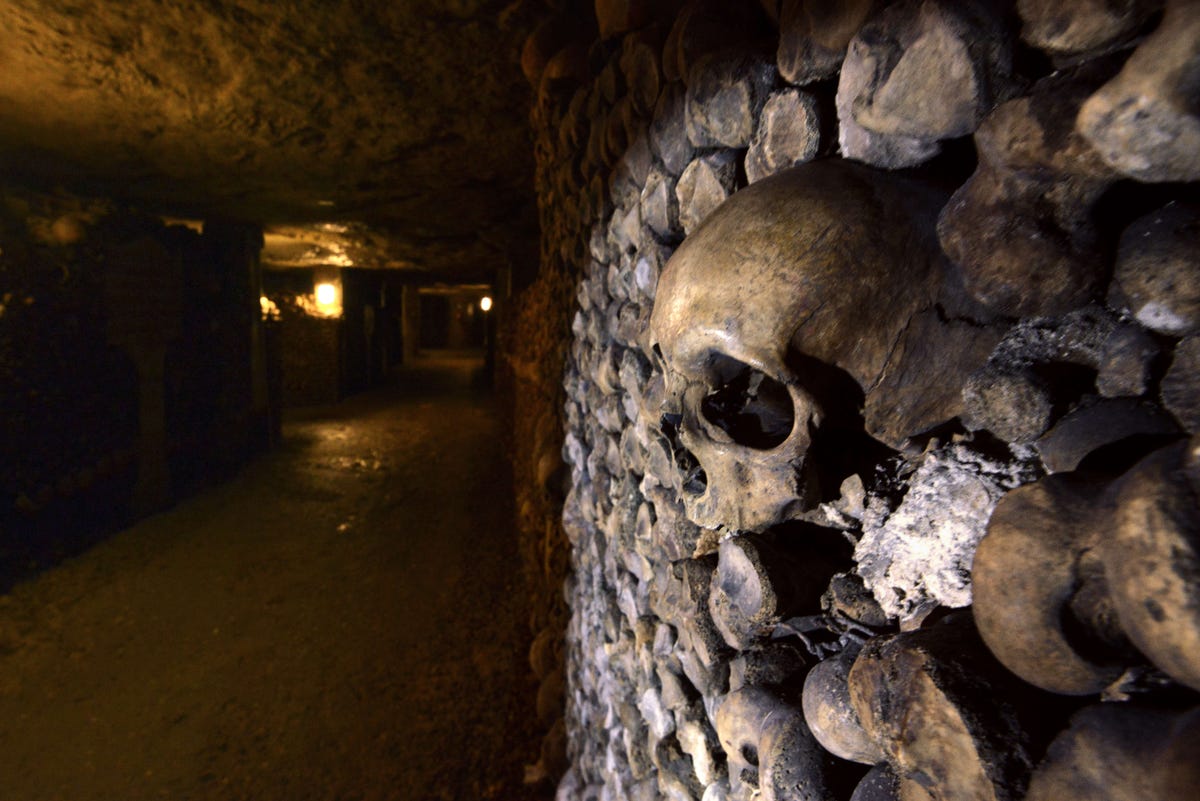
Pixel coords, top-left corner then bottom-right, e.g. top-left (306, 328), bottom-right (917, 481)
top-left (2, 1), bottom-right (1199, 801)
top-left (0, 356), bottom-right (543, 800)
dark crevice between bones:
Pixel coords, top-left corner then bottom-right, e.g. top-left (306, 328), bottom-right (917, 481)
top-left (660, 412), bottom-right (708, 495)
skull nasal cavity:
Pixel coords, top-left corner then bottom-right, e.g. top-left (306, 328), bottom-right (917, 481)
top-left (701, 355), bottom-right (794, 449)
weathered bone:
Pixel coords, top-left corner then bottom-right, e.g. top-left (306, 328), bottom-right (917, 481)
top-left (972, 472), bottom-right (1136, 694)
top-left (1017, 0), bottom-right (1162, 56)
top-left (848, 616), bottom-right (1040, 801)
top-left (685, 51), bottom-right (777, 149)
top-left (619, 26), bottom-right (663, 116)
top-left (728, 641), bottom-right (808, 692)
top-left (649, 83), bottom-right (695, 179)
top-left (961, 368), bottom-right (1055, 444)
top-left (777, 0), bottom-right (882, 85)
top-left (640, 165), bottom-right (680, 243)
top-left (850, 764), bottom-right (937, 801)
top-left (715, 686), bottom-right (833, 801)
top-left (1109, 203), bottom-right (1200, 337)
top-left (675, 150), bottom-right (739, 237)
top-left (1102, 436), bottom-right (1200, 691)
top-left (651, 159), bottom-right (995, 532)
top-left (1035, 396), bottom-right (1181, 473)
top-left (1077, 0), bottom-right (1200, 182)
top-left (822, 572), bottom-right (889, 628)
top-left (677, 700), bottom-right (725, 787)
top-left (801, 648), bottom-right (884, 765)
top-left (669, 556), bottom-right (732, 697)
top-left (1161, 336), bottom-right (1200, 433)
top-left (744, 88), bottom-right (822, 184)
top-left (1097, 322), bottom-right (1161, 398)
top-left (937, 63), bottom-right (1120, 317)
top-left (1025, 704), bottom-right (1196, 801)
top-left (837, 0), bottom-right (1018, 168)
top-left (708, 532), bottom-right (840, 649)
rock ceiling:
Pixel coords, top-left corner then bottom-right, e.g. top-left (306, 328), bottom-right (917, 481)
top-left (0, 0), bottom-right (540, 281)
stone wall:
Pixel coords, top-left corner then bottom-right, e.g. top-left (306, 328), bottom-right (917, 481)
top-left (279, 310), bottom-right (343, 407)
top-left (526, 2), bottom-right (1200, 800)
top-left (0, 192), bottom-right (269, 590)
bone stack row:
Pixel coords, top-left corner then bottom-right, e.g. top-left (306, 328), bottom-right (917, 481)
top-left (523, 1), bottom-right (1200, 799)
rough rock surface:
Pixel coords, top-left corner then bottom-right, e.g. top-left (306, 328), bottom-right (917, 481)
top-left (0, 0), bottom-right (540, 280)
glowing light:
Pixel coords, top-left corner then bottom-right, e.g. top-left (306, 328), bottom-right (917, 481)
top-left (480, 296), bottom-right (493, 312)
top-left (259, 295), bottom-right (280, 321)
top-left (313, 281), bottom-right (342, 316)
top-left (316, 283), bottom-right (337, 305)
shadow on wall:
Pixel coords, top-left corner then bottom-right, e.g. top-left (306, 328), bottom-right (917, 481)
top-left (0, 200), bottom-right (271, 593)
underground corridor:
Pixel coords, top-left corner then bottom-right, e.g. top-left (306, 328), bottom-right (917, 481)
top-left (0, 353), bottom-right (540, 801)
top-left (3, 2), bottom-right (1200, 801)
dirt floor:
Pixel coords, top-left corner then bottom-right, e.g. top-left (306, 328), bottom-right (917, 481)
top-left (0, 354), bottom-right (546, 801)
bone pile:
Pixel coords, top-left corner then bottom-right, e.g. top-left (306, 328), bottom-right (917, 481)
top-left (528, 1), bottom-right (1200, 799)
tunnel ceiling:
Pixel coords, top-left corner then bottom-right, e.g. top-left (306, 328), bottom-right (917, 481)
top-left (0, 0), bottom-right (540, 280)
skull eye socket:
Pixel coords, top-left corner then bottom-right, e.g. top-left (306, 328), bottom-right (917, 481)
top-left (700, 354), bottom-right (795, 449)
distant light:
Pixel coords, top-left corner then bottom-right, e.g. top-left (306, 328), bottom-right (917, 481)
top-left (316, 283), bottom-right (337, 305)
top-left (260, 295), bottom-right (280, 321)
top-left (314, 281), bottom-right (342, 316)
top-left (480, 296), bottom-right (493, 312)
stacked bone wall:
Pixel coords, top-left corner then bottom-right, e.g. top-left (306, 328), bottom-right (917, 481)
top-left (524, 1), bottom-right (1200, 799)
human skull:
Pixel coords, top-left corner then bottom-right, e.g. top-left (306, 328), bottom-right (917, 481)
top-left (649, 159), bottom-right (953, 532)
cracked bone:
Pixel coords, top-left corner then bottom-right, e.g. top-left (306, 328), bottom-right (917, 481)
top-left (675, 150), bottom-right (739, 237)
top-left (744, 88), bottom-right (822, 184)
top-left (685, 51), bottom-right (777, 149)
